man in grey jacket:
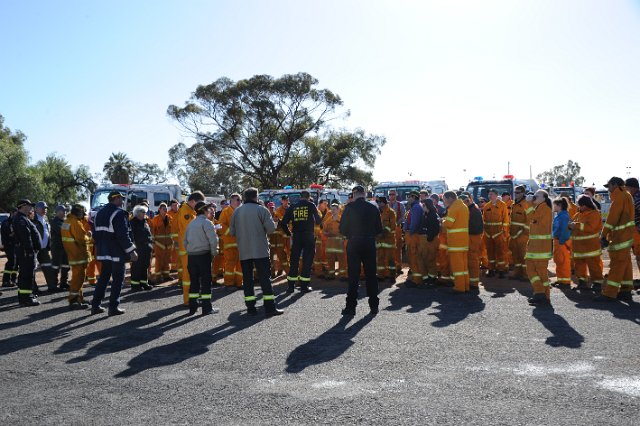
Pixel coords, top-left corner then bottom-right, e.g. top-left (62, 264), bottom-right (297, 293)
top-left (230, 188), bottom-right (284, 317)
top-left (184, 202), bottom-right (219, 315)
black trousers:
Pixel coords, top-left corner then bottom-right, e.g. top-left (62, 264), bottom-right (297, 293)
top-left (130, 248), bottom-right (151, 285)
top-left (51, 245), bottom-right (69, 285)
top-left (345, 236), bottom-right (379, 310)
top-left (36, 248), bottom-right (57, 289)
top-left (2, 246), bottom-right (18, 285)
top-left (16, 250), bottom-right (35, 298)
top-left (288, 232), bottom-right (315, 284)
top-left (241, 257), bottom-right (277, 310)
top-left (187, 252), bottom-right (213, 297)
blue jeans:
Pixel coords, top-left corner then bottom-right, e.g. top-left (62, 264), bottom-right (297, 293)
top-left (92, 261), bottom-right (126, 310)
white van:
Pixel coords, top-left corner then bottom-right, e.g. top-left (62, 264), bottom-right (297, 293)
top-left (91, 184), bottom-right (184, 216)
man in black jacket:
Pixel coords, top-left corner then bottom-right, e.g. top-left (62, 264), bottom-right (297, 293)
top-left (13, 200), bottom-right (42, 306)
top-left (281, 190), bottom-right (321, 293)
top-left (339, 185), bottom-right (383, 316)
top-left (1, 208), bottom-right (19, 288)
top-left (462, 193), bottom-right (484, 290)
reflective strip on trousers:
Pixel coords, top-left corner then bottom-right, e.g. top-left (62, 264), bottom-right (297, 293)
top-left (572, 233), bottom-right (599, 241)
top-left (525, 252), bottom-right (552, 259)
top-left (606, 280), bottom-right (621, 288)
top-left (287, 276), bottom-right (299, 281)
top-left (529, 234), bottom-right (552, 240)
top-left (244, 296), bottom-right (257, 302)
top-left (263, 294), bottom-right (275, 301)
top-left (573, 249), bottom-right (602, 258)
top-left (189, 293), bottom-right (200, 299)
top-left (609, 239), bottom-right (633, 251)
top-left (299, 276), bottom-right (311, 282)
top-left (200, 294), bottom-right (212, 300)
top-left (447, 228), bottom-right (468, 234)
top-left (183, 281), bottom-right (190, 287)
top-left (18, 289), bottom-right (32, 294)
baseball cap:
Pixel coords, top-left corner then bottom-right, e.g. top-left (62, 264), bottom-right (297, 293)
top-left (108, 191), bottom-right (124, 200)
top-left (624, 177), bottom-right (639, 189)
top-left (352, 185), bottom-right (365, 193)
top-left (55, 205), bottom-right (68, 212)
top-left (604, 177), bottom-right (625, 188)
top-left (35, 201), bottom-right (48, 209)
top-left (16, 199), bottom-right (35, 208)
top-left (408, 191), bottom-right (420, 199)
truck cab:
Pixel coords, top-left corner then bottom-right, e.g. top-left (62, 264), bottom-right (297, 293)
top-left (90, 184), bottom-right (184, 218)
top-left (465, 175), bottom-right (539, 202)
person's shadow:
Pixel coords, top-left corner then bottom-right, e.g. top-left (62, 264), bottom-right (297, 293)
top-left (285, 314), bottom-right (374, 374)
top-left (531, 304), bottom-right (584, 348)
top-left (115, 311), bottom-right (260, 378)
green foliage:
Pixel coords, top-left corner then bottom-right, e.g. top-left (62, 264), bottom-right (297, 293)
top-left (103, 152), bottom-right (135, 184)
top-left (131, 162), bottom-right (167, 185)
top-left (167, 72), bottom-right (385, 192)
top-left (536, 160), bottom-right (585, 187)
top-left (0, 114), bottom-right (97, 211)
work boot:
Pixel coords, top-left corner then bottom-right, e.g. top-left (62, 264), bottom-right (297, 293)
top-left (634, 279), bottom-right (640, 289)
top-left (188, 299), bottom-right (199, 316)
top-left (575, 279), bottom-right (590, 290)
top-left (299, 285), bottom-right (312, 293)
top-left (528, 294), bottom-right (550, 306)
top-left (247, 306), bottom-right (258, 316)
top-left (130, 285), bottom-right (143, 293)
top-left (591, 282), bottom-right (602, 293)
top-left (19, 295), bottom-right (40, 307)
top-left (264, 299), bottom-right (283, 317)
top-left (69, 299), bottom-right (89, 310)
top-left (368, 299), bottom-right (379, 316)
top-left (59, 282), bottom-right (70, 291)
top-left (617, 292), bottom-right (633, 302)
top-left (201, 300), bottom-right (219, 316)
top-left (91, 306), bottom-right (106, 315)
top-left (141, 283), bottom-right (154, 291)
top-left (593, 294), bottom-right (615, 302)
top-left (286, 283), bottom-right (295, 293)
top-left (47, 286), bottom-right (64, 293)
top-left (108, 307), bottom-right (126, 316)
top-left (341, 307), bottom-right (356, 316)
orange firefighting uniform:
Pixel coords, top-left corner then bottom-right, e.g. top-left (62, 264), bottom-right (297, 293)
top-left (313, 208), bottom-right (330, 276)
top-left (82, 218), bottom-right (100, 285)
top-left (504, 198), bottom-right (514, 267)
top-left (444, 199), bottom-right (470, 292)
top-left (219, 205), bottom-right (243, 287)
top-left (405, 204), bottom-right (427, 285)
top-left (525, 202), bottom-right (553, 300)
top-left (376, 205), bottom-right (397, 279)
top-left (274, 205), bottom-right (291, 274)
top-left (61, 214), bottom-right (92, 303)
top-left (509, 198), bottom-right (533, 280)
top-left (175, 202), bottom-right (197, 304)
top-left (324, 210), bottom-right (346, 279)
top-left (601, 187), bottom-right (635, 298)
top-left (150, 213), bottom-right (173, 281)
top-left (388, 200), bottom-right (405, 273)
top-left (483, 199), bottom-right (509, 273)
top-left (167, 209), bottom-right (180, 278)
top-left (571, 208), bottom-right (603, 286)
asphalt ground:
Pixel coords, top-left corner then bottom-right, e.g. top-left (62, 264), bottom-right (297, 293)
top-left (1, 253), bottom-right (640, 425)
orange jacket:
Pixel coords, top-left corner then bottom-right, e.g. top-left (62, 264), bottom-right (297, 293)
top-left (602, 187), bottom-right (635, 251)
top-left (568, 200), bottom-right (578, 220)
top-left (218, 205), bottom-right (237, 248)
top-left (174, 203), bottom-right (196, 254)
top-left (61, 214), bottom-right (91, 264)
top-left (510, 198), bottom-right (533, 239)
top-left (572, 208), bottom-right (602, 259)
top-left (483, 199), bottom-right (508, 239)
top-left (525, 203), bottom-right (552, 260)
top-left (378, 205), bottom-right (397, 241)
top-left (150, 214), bottom-right (173, 250)
top-left (167, 209), bottom-right (179, 241)
top-left (444, 199), bottom-right (469, 252)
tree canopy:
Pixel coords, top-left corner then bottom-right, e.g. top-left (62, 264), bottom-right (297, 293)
top-left (0, 114), bottom-right (97, 211)
top-left (167, 72), bottom-right (385, 193)
top-left (103, 152), bottom-right (167, 185)
top-left (536, 160), bottom-right (585, 187)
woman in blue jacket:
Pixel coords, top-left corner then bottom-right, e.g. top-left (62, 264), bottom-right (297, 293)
top-left (552, 197), bottom-right (572, 287)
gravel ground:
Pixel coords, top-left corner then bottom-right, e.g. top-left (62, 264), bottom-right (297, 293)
top-left (1, 254), bottom-right (640, 425)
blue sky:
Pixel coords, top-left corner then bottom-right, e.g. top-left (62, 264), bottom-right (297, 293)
top-left (1, 0), bottom-right (639, 190)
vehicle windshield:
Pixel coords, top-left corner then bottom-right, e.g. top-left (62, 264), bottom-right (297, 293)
top-left (466, 183), bottom-right (514, 202)
top-left (91, 190), bottom-right (112, 210)
top-left (374, 186), bottom-right (420, 201)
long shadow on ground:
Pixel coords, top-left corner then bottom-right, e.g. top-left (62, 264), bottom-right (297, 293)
top-left (114, 310), bottom-right (261, 378)
top-left (285, 314), bottom-right (374, 374)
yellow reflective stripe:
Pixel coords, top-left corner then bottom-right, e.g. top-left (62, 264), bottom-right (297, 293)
top-left (525, 252), bottom-right (552, 259)
top-left (326, 248), bottom-right (344, 253)
top-left (439, 244), bottom-right (448, 250)
top-left (445, 217), bottom-right (455, 223)
top-left (607, 280), bottom-right (621, 288)
top-left (154, 241), bottom-right (167, 249)
top-left (609, 239), bottom-right (633, 251)
top-left (448, 247), bottom-right (469, 252)
top-left (18, 289), bottom-right (32, 294)
top-left (491, 231), bottom-right (503, 239)
top-left (154, 234), bottom-right (171, 238)
top-left (178, 250), bottom-right (187, 255)
top-left (485, 222), bottom-right (502, 226)
top-left (510, 222), bottom-right (530, 229)
top-left (572, 249), bottom-right (602, 258)
top-left (384, 226), bottom-right (392, 232)
top-left (604, 223), bottom-right (614, 230)
top-left (447, 228), bottom-right (468, 233)
top-left (525, 207), bottom-right (535, 214)
top-left (299, 276), bottom-right (311, 282)
top-left (529, 234), bottom-right (552, 240)
top-left (612, 221), bottom-right (635, 231)
top-left (572, 233), bottom-right (599, 241)
top-left (61, 237), bottom-right (75, 242)
top-left (68, 259), bottom-right (89, 265)
top-left (224, 243), bottom-right (238, 249)
top-left (200, 294), bottom-right (212, 300)
top-left (244, 296), bottom-right (257, 301)
top-left (263, 294), bottom-right (275, 301)
top-left (452, 271), bottom-right (469, 276)
top-left (188, 293), bottom-right (200, 299)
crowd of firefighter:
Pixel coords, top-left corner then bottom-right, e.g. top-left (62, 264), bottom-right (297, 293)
top-left (1, 175), bottom-right (639, 311)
